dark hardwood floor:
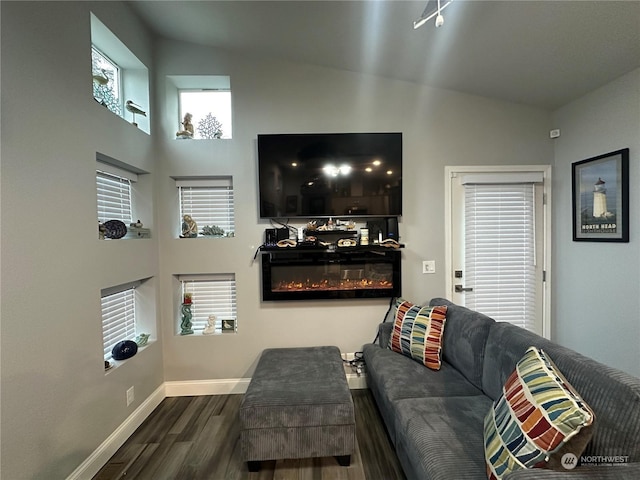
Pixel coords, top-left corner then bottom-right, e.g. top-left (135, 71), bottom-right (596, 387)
top-left (94, 389), bottom-right (406, 480)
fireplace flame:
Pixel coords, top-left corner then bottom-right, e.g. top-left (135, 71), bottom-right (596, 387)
top-left (273, 277), bottom-right (392, 292)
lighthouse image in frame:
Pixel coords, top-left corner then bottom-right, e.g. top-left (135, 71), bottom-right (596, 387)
top-left (572, 148), bottom-right (629, 242)
top-left (592, 177), bottom-right (612, 218)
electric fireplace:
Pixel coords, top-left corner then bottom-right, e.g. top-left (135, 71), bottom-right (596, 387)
top-left (261, 249), bottom-right (401, 301)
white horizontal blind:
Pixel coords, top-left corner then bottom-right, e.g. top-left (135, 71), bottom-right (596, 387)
top-left (181, 275), bottom-right (237, 333)
top-left (178, 178), bottom-right (234, 236)
top-left (97, 170), bottom-right (133, 224)
top-left (101, 288), bottom-right (136, 359)
top-left (464, 183), bottom-right (536, 331)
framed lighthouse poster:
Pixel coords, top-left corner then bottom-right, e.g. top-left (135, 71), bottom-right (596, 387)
top-left (572, 148), bottom-right (629, 242)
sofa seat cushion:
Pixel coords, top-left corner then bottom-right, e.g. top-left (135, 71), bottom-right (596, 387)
top-left (363, 343), bottom-right (484, 446)
top-left (393, 395), bottom-right (494, 480)
top-left (484, 347), bottom-right (595, 480)
top-left (364, 344), bottom-right (484, 401)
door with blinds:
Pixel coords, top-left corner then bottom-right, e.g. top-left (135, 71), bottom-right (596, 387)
top-left (446, 167), bottom-right (551, 337)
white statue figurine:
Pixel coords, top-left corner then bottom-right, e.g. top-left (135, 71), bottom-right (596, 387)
top-left (203, 314), bottom-right (216, 335)
top-left (176, 112), bottom-right (194, 139)
top-left (181, 214), bottom-right (198, 238)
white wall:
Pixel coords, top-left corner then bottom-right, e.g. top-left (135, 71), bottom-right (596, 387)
top-left (154, 39), bottom-right (554, 381)
top-left (552, 69), bottom-right (640, 377)
top-left (0, 2), bottom-right (163, 478)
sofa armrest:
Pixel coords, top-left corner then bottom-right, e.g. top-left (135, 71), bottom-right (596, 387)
top-left (505, 463), bottom-right (640, 480)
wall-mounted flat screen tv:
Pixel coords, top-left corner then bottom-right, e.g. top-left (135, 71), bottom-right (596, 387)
top-left (258, 132), bottom-right (402, 219)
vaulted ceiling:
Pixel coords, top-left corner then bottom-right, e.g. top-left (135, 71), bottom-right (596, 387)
top-left (129, 0), bottom-right (640, 110)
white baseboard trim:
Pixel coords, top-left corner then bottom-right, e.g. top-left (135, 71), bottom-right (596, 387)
top-left (66, 383), bottom-right (165, 480)
top-left (346, 373), bottom-right (368, 389)
top-left (164, 375), bottom-right (367, 395)
top-left (165, 378), bottom-right (252, 396)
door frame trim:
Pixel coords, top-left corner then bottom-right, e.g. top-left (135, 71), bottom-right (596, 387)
top-left (444, 165), bottom-right (553, 339)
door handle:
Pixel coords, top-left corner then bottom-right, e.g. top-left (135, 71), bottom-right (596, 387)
top-left (454, 284), bottom-right (473, 293)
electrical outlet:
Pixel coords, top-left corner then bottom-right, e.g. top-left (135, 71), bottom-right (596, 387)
top-left (422, 260), bottom-right (436, 274)
top-left (126, 386), bottom-right (134, 406)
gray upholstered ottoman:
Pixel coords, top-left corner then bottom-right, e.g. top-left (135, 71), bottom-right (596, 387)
top-left (239, 346), bottom-right (355, 471)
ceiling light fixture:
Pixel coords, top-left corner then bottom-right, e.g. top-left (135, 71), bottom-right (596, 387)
top-left (323, 164), bottom-right (352, 177)
top-left (413, 0), bottom-right (453, 29)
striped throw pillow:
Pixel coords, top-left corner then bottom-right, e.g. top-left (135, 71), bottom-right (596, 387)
top-left (388, 298), bottom-right (447, 371)
top-left (484, 346), bottom-right (595, 480)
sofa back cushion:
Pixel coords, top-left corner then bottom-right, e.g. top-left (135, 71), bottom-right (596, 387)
top-left (483, 322), bottom-right (640, 461)
top-left (429, 297), bottom-right (495, 390)
top-left (377, 322), bottom-right (393, 349)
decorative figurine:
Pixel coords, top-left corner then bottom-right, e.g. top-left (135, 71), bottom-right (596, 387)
top-left (135, 333), bottom-right (150, 346)
top-left (180, 302), bottom-right (194, 335)
top-left (201, 225), bottom-right (225, 236)
top-left (92, 69), bottom-right (109, 86)
top-left (196, 112), bottom-right (223, 139)
top-left (203, 314), bottom-right (216, 335)
top-left (181, 214), bottom-right (198, 238)
top-left (125, 100), bottom-right (147, 126)
top-left (176, 112), bottom-right (194, 139)
top-left (98, 222), bottom-right (107, 240)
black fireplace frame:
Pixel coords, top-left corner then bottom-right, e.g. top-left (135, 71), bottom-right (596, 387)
top-left (261, 248), bottom-right (401, 301)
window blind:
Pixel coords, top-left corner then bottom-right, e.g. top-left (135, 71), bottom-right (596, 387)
top-left (177, 178), bottom-right (235, 236)
top-left (101, 288), bottom-right (136, 359)
top-left (464, 183), bottom-right (536, 332)
top-left (97, 170), bottom-right (133, 224)
top-left (180, 274), bottom-right (237, 333)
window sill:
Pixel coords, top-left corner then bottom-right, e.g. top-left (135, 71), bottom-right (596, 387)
top-left (176, 235), bottom-right (234, 240)
top-left (175, 331), bottom-right (237, 337)
top-left (104, 342), bottom-right (152, 374)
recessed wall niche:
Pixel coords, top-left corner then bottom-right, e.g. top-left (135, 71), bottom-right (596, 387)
top-left (166, 75), bottom-right (232, 140)
top-left (91, 13), bottom-right (150, 133)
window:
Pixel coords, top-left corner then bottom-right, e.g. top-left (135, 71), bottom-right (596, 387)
top-left (177, 177), bottom-right (235, 237)
top-left (91, 12), bottom-right (150, 134)
top-left (464, 183), bottom-right (537, 331)
top-left (179, 274), bottom-right (237, 334)
top-left (97, 162), bottom-right (138, 225)
top-left (97, 170), bottom-right (132, 225)
top-left (168, 75), bottom-right (232, 140)
top-left (179, 89), bottom-right (232, 139)
top-left (446, 166), bottom-right (550, 337)
top-left (92, 46), bottom-right (121, 116)
top-left (101, 284), bottom-right (138, 359)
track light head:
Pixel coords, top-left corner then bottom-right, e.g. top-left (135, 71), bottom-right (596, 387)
top-left (413, 0), bottom-right (453, 30)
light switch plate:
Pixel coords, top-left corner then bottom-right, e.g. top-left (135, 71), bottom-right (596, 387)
top-left (422, 260), bottom-right (436, 274)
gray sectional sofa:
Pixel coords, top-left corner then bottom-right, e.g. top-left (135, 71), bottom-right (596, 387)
top-left (362, 298), bottom-right (640, 480)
